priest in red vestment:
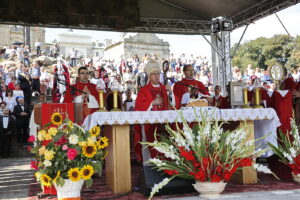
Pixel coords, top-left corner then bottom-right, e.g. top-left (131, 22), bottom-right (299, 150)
top-left (134, 59), bottom-right (169, 162)
top-left (173, 64), bottom-right (209, 109)
top-left (212, 85), bottom-right (230, 109)
top-left (64, 67), bottom-right (99, 120)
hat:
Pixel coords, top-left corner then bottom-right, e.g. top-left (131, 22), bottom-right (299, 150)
top-left (145, 59), bottom-right (160, 75)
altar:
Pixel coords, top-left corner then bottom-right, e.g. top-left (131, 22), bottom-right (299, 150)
top-left (83, 107), bottom-right (280, 194)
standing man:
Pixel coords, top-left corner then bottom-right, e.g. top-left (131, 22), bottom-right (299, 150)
top-left (136, 66), bottom-right (148, 92)
top-left (30, 61), bottom-right (41, 94)
top-left (173, 64), bottom-right (209, 109)
top-left (70, 48), bottom-right (77, 67)
top-left (0, 107), bottom-right (15, 158)
top-left (13, 97), bottom-right (30, 144)
top-left (52, 58), bottom-right (70, 103)
top-left (64, 67), bottom-right (99, 119)
top-left (212, 85), bottom-right (229, 109)
top-left (134, 59), bottom-right (169, 163)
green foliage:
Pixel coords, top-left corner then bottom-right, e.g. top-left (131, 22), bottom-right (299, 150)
top-left (232, 34), bottom-right (297, 71)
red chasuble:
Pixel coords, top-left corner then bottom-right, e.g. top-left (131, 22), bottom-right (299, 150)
top-left (212, 95), bottom-right (230, 109)
top-left (64, 81), bottom-right (99, 119)
top-left (134, 83), bottom-right (169, 161)
top-left (173, 78), bottom-right (208, 109)
top-left (282, 77), bottom-right (297, 91)
top-left (272, 91), bottom-right (293, 136)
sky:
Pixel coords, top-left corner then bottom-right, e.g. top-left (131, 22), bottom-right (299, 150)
top-left (45, 3), bottom-right (300, 59)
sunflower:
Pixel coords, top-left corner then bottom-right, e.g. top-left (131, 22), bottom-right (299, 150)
top-left (89, 126), bottom-right (100, 137)
top-left (40, 174), bottom-right (52, 186)
top-left (80, 165), bottom-right (94, 180)
top-left (82, 144), bottom-right (97, 158)
top-left (97, 137), bottom-right (109, 149)
top-left (68, 168), bottom-right (81, 182)
top-left (51, 113), bottom-right (63, 126)
top-left (53, 170), bottom-right (61, 183)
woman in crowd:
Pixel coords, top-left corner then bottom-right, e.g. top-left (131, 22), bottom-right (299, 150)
top-left (4, 90), bottom-right (16, 113)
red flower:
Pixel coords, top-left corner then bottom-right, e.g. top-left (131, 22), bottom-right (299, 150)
top-left (192, 161), bottom-right (201, 168)
top-left (289, 163), bottom-right (296, 170)
top-left (30, 161), bottom-right (38, 170)
top-left (223, 171), bottom-right (232, 181)
top-left (42, 140), bottom-right (51, 146)
top-left (28, 135), bottom-right (35, 143)
top-left (293, 155), bottom-right (300, 166)
top-left (215, 165), bottom-right (222, 173)
top-left (202, 157), bottom-right (210, 168)
top-left (164, 169), bottom-right (179, 176)
top-left (211, 174), bottom-right (222, 182)
top-left (239, 158), bottom-right (252, 167)
top-left (67, 148), bottom-right (77, 160)
top-left (55, 136), bottom-right (67, 146)
top-left (27, 146), bottom-right (32, 152)
top-left (190, 170), bottom-right (206, 182)
top-left (179, 148), bottom-right (195, 161)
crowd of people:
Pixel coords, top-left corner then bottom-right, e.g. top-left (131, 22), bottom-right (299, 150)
top-left (1, 42), bottom-right (300, 159)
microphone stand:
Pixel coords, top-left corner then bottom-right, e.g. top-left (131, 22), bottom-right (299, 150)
top-left (55, 75), bottom-right (88, 102)
top-left (175, 82), bottom-right (207, 94)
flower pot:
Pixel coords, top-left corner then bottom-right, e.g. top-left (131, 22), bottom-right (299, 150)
top-left (54, 179), bottom-right (84, 199)
top-left (193, 181), bottom-right (227, 199)
top-left (292, 173), bottom-right (300, 184)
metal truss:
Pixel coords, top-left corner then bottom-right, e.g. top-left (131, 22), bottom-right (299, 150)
top-left (128, 18), bottom-right (211, 35)
top-left (232, 0), bottom-right (300, 29)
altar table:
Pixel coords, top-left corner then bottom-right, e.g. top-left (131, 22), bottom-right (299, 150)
top-left (83, 107), bottom-right (280, 194)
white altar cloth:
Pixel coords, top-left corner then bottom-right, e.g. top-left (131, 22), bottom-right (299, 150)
top-left (83, 107), bottom-right (280, 157)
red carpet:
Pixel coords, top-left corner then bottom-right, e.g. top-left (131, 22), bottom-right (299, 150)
top-left (27, 162), bottom-right (300, 200)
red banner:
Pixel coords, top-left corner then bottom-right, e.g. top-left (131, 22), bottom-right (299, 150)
top-left (41, 103), bottom-right (74, 126)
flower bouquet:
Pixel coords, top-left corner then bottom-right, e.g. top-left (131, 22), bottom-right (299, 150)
top-left (144, 110), bottom-right (266, 199)
top-left (268, 118), bottom-right (300, 183)
top-left (29, 113), bottom-right (109, 198)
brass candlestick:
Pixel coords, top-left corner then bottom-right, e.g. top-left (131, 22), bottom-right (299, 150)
top-left (253, 88), bottom-right (263, 108)
top-left (242, 88), bottom-right (251, 108)
top-left (111, 90), bottom-right (121, 111)
top-left (98, 90), bottom-right (106, 111)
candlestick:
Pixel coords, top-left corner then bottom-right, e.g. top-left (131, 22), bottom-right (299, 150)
top-left (112, 90), bottom-right (121, 111)
top-left (98, 90), bottom-right (106, 111)
top-left (242, 88), bottom-right (251, 108)
top-left (253, 88), bottom-right (263, 108)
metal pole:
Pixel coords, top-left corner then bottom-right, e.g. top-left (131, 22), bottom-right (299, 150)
top-left (275, 13), bottom-right (290, 36)
top-left (202, 34), bottom-right (224, 60)
top-left (231, 24), bottom-right (249, 58)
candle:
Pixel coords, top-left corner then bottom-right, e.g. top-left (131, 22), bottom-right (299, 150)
top-left (98, 90), bottom-right (104, 110)
top-left (242, 88), bottom-right (251, 108)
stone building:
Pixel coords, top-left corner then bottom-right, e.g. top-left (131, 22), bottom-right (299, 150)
top-left (104, 33), bottom-right (170, 64)
top-left (0, 25), bottom-right (45, 49)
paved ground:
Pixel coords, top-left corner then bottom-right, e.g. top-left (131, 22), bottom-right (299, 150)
top-left (0, 157), bottom-right (33, 200)
top-left (169, 189), bottom-right (300, 200)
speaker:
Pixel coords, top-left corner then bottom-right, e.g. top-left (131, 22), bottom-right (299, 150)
top-left (138, 166), bottom-right (195, 196)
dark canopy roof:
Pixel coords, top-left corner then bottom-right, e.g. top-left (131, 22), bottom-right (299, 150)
top-left (0, 0), bottom-right (299, 34)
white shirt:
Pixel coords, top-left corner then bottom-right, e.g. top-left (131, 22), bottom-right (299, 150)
top-left (74, 94), bottom-right (99, 109)
top-left (181, 92), bottom-right (204, 105)
top-left (4, 97), bottom-right (16, 112)
top-left (3, 115), bottom-right (9, 129)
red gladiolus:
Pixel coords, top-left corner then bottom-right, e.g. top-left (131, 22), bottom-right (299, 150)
top-left (67, 148), bottom-right (77, 160)
top-left (215, 165), bottom-right (222, 173)
top-left (179, 148), bottom-right (195, 161)
top-left (211, 174), bottom-right (222, 182)
top-left (293, 155), bottom-right (300, 166)
top-left (55, 136), bottom-right (67, 146)
top-left (28, 135), bottom-right (35, 143)
top-left (190, 170), bottom-right (206, 182)
top-left (164, 169), bottom-right (179, 176)
top-left (202, 157), bottom-right (210, 168)
top-left (239, 158), bottom-right (252, 167)
top-left (289, 163), bottom-right (296, 170)
top-left (42, 140), bottom-right (51, 146)
top-left (30, 161), bottom-right (38, 170)
top-left (223, 171), bottom-right (232, 181)
top-left (192, 161), bottom-right (201, 168)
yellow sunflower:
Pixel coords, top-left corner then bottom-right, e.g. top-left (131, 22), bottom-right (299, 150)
top-left (48, 127), bottom-right (58, 136)
top-left (51, 113), bottom-right (63, 126)
top-left (89, 126), bottom-right (100, 137)
top-left (97, 137), bottom-right (109, 149)
top-left (80, 165), bottom-right (94, 180)
top-left (82, 144), bottom-right (97, 158)
top-left (53, 170), bottom-right (61, 183)
top-left (68, 168), bottom-right (81, 182)
top-left (40, 174), bottom-right (52, 186)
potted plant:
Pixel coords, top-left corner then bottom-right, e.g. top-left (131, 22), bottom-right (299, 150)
top-left (268, 118), bottom-right (300, 183)
top-left (29, 112), bottom-right (109, 199)
top-left (144, 110), bottom-right (266, 199)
